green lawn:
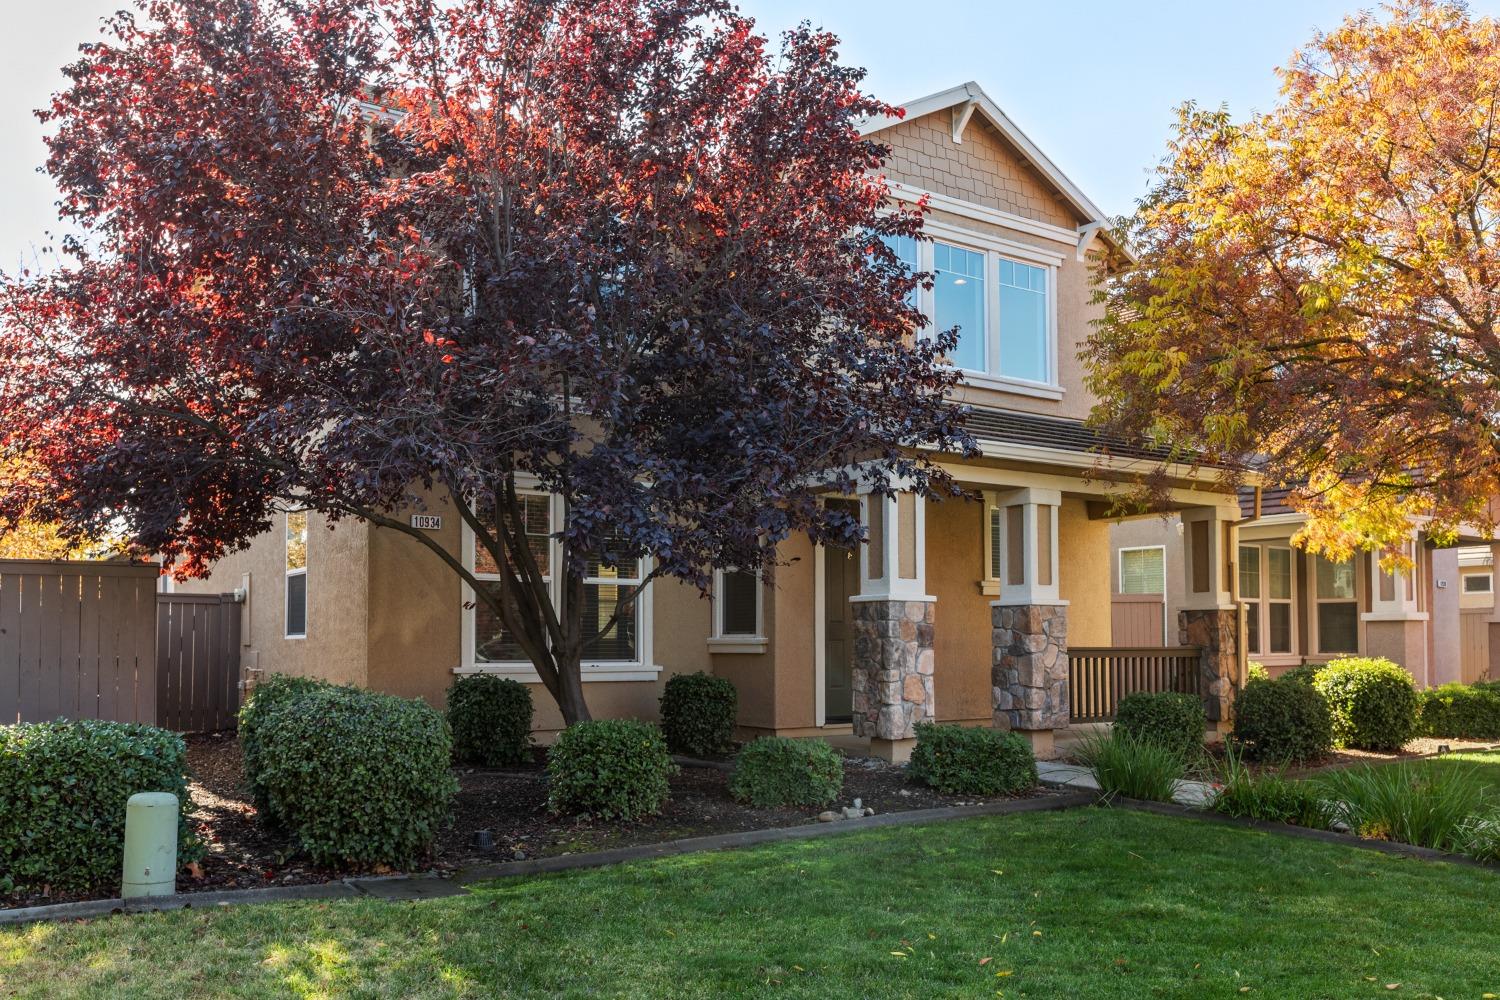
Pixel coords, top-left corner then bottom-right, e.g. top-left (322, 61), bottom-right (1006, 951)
top-left (4, 808), bottom-right (1500, 999)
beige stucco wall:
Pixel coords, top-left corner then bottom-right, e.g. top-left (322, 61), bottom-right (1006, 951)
top-left (1058, 498), bottom-right (1112, 648)
top-left (361, 491), bottom-right (715, 735)
top-left (174, 510), bottom-right (371, 688)
top-left (873, 112), bottom-right (1102, 423)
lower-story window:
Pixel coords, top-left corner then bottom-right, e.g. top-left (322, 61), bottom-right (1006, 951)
top-left (1315, 556), bottom-right (1358, 654)
top-left (1240, 543), bottom-right (1293, 656)
top-left (462, 491), bottom-right (652, 677)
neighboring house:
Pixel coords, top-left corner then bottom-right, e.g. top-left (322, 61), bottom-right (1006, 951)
top-left (180, 82), bottom-right (1245, 759)
top-left (1110, 487), bottom-right (1500, 687)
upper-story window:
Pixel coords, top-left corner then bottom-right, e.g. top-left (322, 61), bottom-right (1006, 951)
top-left (284, 511), bottom-right (308, 639)
top-left (886, 228), bottom-right (1059, 394)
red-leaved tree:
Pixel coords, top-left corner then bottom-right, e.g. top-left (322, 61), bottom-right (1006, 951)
top-left (0, 0), bottom-right (973, 723)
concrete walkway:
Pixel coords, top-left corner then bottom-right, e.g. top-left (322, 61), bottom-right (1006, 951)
top-left (1036, 760), bottom-right (1216, 808)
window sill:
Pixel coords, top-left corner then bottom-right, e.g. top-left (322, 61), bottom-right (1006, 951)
top-left (979, 580), bottom-right (1001, 597)
top-left (452, 663), bottom-right (663, 683)
top-left (958, 372), bottom-right (1064, 400)
top-left (707, 636), bottom-right (769, 655)
top-left (1361, 611), bottom-right (1430, 623)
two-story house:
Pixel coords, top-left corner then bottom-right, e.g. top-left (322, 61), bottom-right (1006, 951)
top-left (179, 82), bottom-right (1246, 759)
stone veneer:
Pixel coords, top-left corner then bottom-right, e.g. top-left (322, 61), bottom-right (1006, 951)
top-left (992, 604), bottom-right (1069, 731)
top-left (1179, 608), bottom-right (1239, 722)
top-left (849, 599), bottom-right (935, 741)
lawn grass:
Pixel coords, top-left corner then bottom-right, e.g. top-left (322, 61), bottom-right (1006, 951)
top-left (4, 807), bottom-right (1500, 998)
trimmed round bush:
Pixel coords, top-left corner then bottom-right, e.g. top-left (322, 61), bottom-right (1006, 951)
top-left (1418, 683), bottom-right (1500, 739)
top-left (447, 674), bottom-right (533, 767)
top-left (729, 737), bottom-right (844, 808)
top-left (0, 720), bottom-right (199, 891)
top-left (255, 686), bottom-right (458, 868)
top-left (1282, 663), bottom-right (1324, 687)
top-left (547, 720), bottom-right (677, 820)
top-left (659, 671), bottom-right (738, 757)
top-left (1114, 692), bottom-right (1205, 762)
top-left (907, 722), bottom-right (1037, 796)
top-left (1314, 656), bottom-right (1418, 751)
top-left (1231, 677), bottom-right (1333, 762)
top-left (238, 672), bottom-right (336, 815)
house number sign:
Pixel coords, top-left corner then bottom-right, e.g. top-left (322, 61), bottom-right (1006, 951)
top-left (410, 514), bottom-right (443, 530)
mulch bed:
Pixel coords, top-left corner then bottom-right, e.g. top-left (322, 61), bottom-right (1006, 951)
top-left (2, 732), bottom-right (1038, 910)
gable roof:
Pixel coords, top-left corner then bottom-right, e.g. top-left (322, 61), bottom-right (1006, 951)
top-left (859, 82), bottom-right (1130, 262)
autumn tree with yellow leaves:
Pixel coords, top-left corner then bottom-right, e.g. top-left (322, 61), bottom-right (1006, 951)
top-left (1088, 0), bottom-right (1500, 559)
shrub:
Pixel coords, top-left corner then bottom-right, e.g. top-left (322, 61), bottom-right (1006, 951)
top-left (1317, 761), bottom-right (1485, 851)
top-left (238, 672), bottom-right (336, 815)
top-left (1074, 731), bottom-right (1184, 803)
top-left (659, 672), bottom-right (738, 757)
top-left (907, 723), bottom-right (1037, 797)
top-left (1210, 745), bottom-right (1336, 829)
top-left (1231, 677), bottom-right (1333, 762)
top-left (1282, 663), bottom-right (1324, 687)
top-left (1114, 692), bottom-right (1205, 763)
top-left (255, 686), bottom-right (457, 868)
top-left (1246, 661), bottom-right (1270, 683)
top-left (0, 720), bottom-right (199, 891)
top-left (1314, 657), bottom-right (1418, 751)
top-left (729, 737), bottom-right (845, 808)
top-left (547, 720), bottom-right (677, 820)
top-left (447, 674), bottom-right (533, 767)
top-left (1417, 683), bottom-right (1500, 740)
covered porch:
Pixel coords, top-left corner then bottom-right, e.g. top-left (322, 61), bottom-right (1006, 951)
top-left (833, 457), bottom-right (1243, 761)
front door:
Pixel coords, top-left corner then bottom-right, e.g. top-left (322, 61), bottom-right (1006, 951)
top-left (823, 501), bottom-right (861, 723)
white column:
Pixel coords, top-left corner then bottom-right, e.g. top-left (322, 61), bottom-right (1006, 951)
top-left (856, 486), bottom-right (933, 604)
top-left (990, 487), bottom-right (1064, 608)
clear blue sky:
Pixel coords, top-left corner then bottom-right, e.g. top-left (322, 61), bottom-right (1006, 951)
top-left (4, 1), bottom-right (1497, 271)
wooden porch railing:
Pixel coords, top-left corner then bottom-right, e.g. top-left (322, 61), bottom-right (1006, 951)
top-left (1067, 646), bottom-right (1203, 724)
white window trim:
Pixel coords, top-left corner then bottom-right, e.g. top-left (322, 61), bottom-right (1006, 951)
top-left (456, 494), bottom-right (658, 682)
top-left (980, 493), bottom-right (1002, 596)
top-left (1241, 542), bottom-right (1296, 660)
top-left (1117, 545), bottom-right (1166, 595)
top-left (284, 511), bottom-right (307, 640)
top-left (707, 567), bottom-right (767, 654)
top-left (915, 219), bottom-right (1063, 396)
top-left (1311, 554), bottom-right (1360, 656)
top-left (1465, 573), bottom-right (1494, 594)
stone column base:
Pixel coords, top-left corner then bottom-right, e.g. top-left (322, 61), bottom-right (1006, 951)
top-left (868, 737), bottom-right (918, 763)
top-left (991, 603), bottom-right (1068, 732)
top-left (1179, 607), bottom-right (1238, 723)
top-left (850, 599), bottom-right (936, 743)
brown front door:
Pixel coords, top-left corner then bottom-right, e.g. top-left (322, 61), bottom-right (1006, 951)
top-left (824, 501), bottom-right (861, 723)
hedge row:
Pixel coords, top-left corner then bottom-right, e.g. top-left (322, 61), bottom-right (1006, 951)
top-left (0, 720), bottom-right (200, 892)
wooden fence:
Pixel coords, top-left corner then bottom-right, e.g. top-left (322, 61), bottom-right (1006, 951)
top-left (1, 560), bottom-right (241, 731)
top-left (157, 593), bottom-right (242, 732)
top-left (1111, 594), bottom-right (1167, 646)
top-left (1067, 646), bottom-right (1203, 724)
top-left (1460, 608), bottom-right (1492, 685)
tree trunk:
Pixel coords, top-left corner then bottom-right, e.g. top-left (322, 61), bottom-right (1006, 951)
top-left (554, 647), bottom-right (591, 726)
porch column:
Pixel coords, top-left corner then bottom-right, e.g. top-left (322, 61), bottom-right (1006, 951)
top-left (1178, 503), bottom-right (1240, 724)
top-left (1363, 534), bottom-right (1433, 685)
top-left (849, 486), bottom-right (934, 762)
top-left (990, 488), bottom-right (1067, 758)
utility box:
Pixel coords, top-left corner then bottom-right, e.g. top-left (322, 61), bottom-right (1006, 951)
top-left (122, 792), bottom-right (178, 899)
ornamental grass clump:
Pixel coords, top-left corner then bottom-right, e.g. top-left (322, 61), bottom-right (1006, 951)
top-left (1074, 731), bottom-right (1184, 804)
top-left (1317, 762), bottom-right (1486, 851)
top-left (1210, 744), bottom-right (1336, 830)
